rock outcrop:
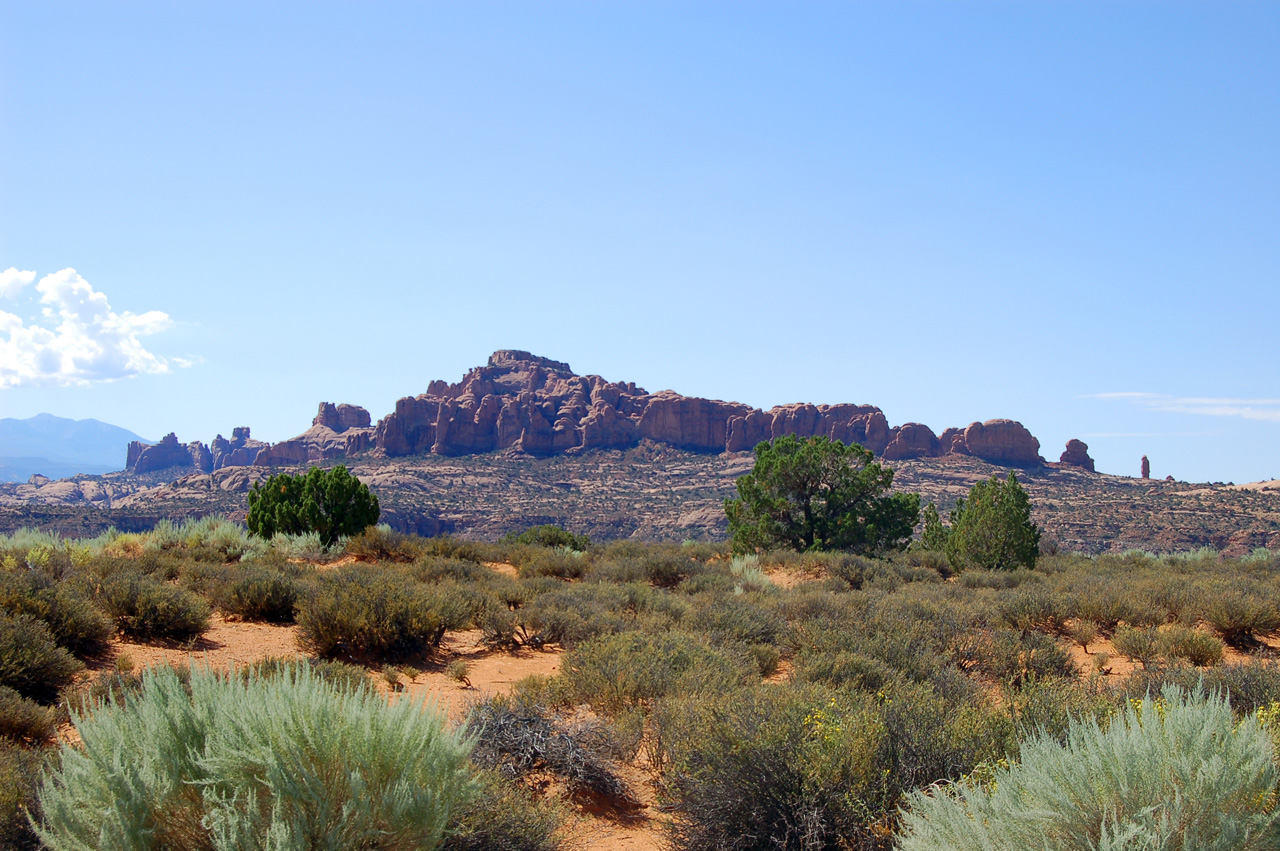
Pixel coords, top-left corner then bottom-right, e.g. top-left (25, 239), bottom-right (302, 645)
top-left (210, 427), bottom-right (268, 470)
top-left (1142, 456), bottom-right (1151, 479)
top-left (133, 351), bottom-right (1054, 472)
top-left (127, 433), bottom-right (210, 474)
top-left (355, 352), bottom-right (1045, 466)
top-left (1059, 439), bottom-right (1095, 472)
top-left (946, 420), bottom-right (1043, 467)
top-left (314, 403), bottom-right (372, 433)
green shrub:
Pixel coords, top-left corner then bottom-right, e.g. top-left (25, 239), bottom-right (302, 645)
top-left (944, 471), bottom-right (1040, 571)
top-left (877, 679), bottom-right (1013, 795)
top-left (517, 548), bottom-right (588, 579)
top-left (638, 550), bottom-right (701, 587)
top-left (411, 557), bottom-right (487, 583)
top-left (214, 566), bottom-right (299, 623)
top-left (1161, 625), bottom-right (1224, 667)
top-left (793, 650), bottom-right (897, 692)
top-left (657, 685), bottom-right (891, 851)
top-left (0, 686), bottom-right (56, 744)
top-left (997, 585), bottom-right (1069, 634)
top-left (0, 612), bottom-right (82, 703)
top-left (97, 571), bottom-right (211, 641)
top-left (958, 569), bottom-right (1027, 590)
top-left (0, 741), bottom-right (45, 851)
top-left (345, 524), bottom-right (426, 563)
top-left (819, 553), bottom-right (878, 589)
top-left (440, 770), bottom-right (566, 851)
top-left (1113, 625), bottom-right (1163, 669)
top-left (505, 524), bottom-right (590, 552)
top-left (1200, 587), bottom-right (1280, 648)
top-left (562, 631), bottom-right (756, 712)
top-left (37, 664), bottom-right (475, 851)
top-left (974, 629), bottom-right (1077, 688)
top-left (1122, 659), bottom-right (1280, 714)
top-left (297, 568), bottom-right (469, 661)
top-left (0, 572), bottom-right (111, 657)
top-left (516, 584), bottom-right (631, 648)
top-left (897, 687), bottom-right (1280, 850)
top-left (417, 536), bottom-right (485, 563)
top-left (685, 594), bottom-right (784, 647)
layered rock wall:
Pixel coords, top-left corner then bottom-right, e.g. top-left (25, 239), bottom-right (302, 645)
top-left (131, 351), bottom-right (1059, 472)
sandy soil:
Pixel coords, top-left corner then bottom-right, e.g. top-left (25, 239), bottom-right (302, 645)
top-left (765, 566), bottom-right (822, 589)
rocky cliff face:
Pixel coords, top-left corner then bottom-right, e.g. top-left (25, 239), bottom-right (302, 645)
top-left (131, 350), bottom-right (1058, 471)
top-left (126, 434), bottom-right (210, 474)
top-left (127, 427), bottom-right (266, 475)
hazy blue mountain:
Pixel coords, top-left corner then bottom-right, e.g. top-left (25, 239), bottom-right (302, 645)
top-left (0, 414), bottom-right (154, 482)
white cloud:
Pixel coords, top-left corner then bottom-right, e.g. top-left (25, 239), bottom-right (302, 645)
top-left (0, 268), bottom-right (180, 388)
top-left (1087, 392), bottom-right (1280, 423)
top-left (0, 268), bottom-right (36, 299)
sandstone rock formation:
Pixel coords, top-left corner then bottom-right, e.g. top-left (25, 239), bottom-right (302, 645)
top-left (253, 408), bottom-right (374, 467)
top-left (134, 351), bottom-right (1054, 472)
top-left (210, 427), bottom-right (268, 470)
top-left (126, 433), bottom-right (210, 474)
top-left (1059, 439), bottom-right (1096, 472)
top-left (314, 403), bottom-right (372, 432)
top-left (1142, 455), bottom-right (1151, 479)
top-left (946, 420), bottom-right (1043, 467)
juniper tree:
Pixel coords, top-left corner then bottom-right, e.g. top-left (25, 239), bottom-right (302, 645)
top-left (247, 465), bottom-right (380, 548)
top-left (724, 435), bottom-right (919, 555)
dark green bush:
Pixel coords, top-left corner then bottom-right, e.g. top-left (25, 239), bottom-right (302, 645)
top-left (0, 741), bottom-right (45, 851)
top-left (0, 572), bottom-right (110, 657)
top-left (0, 686), bottom-right (56, 744)
top-left (215, 567), bottom-right (300, 623)
top-left (0, 612), bottom-right (82, 703)
top-left (297, 568), bottom-right (470, 661)
top-left (97, 571), bottom-right (211, 641)
top-left (248, 465), bottom-right (380, 548)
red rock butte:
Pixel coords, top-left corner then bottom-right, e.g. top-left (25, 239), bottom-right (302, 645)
top-left (126, 350), bottom-right (1093, 473)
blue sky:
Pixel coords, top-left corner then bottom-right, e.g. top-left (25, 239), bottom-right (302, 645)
top-left (1, 1), bottom-right (1276, 483)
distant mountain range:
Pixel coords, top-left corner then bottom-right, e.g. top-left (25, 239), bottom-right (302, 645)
top-left (0, 414), bottom-right (153, 483)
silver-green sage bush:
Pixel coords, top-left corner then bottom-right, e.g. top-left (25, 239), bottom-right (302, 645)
top-left (897, 685), bottom-right (1280, 851)
top-left (37, 663), bottom-right (474, 851)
